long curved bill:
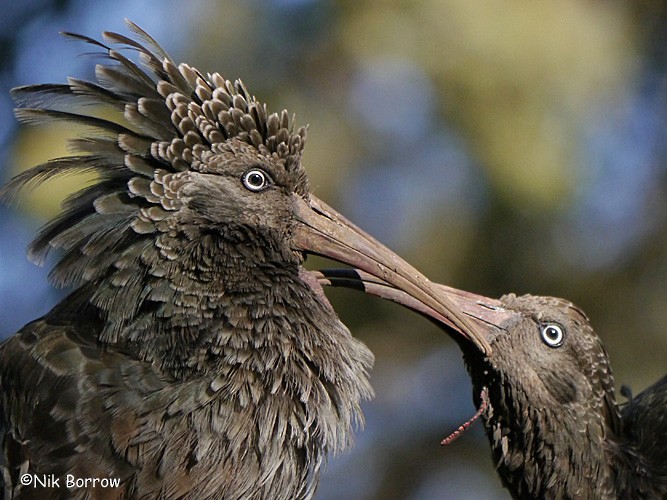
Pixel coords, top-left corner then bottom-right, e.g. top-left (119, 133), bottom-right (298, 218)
top-left (311, 268), bottom-right (520, 355)
top-left (291, 195), bottom-right (492, 355)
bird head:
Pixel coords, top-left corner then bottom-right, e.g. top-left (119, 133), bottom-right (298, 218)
top-left (461, 293), bottom-right (622, 440)
top-left (2, 21), bottom-right (487, 353)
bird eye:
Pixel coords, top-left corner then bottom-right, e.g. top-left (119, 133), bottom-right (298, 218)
top-left (242, 168), bottom-right (272, 192)
top-left (540, 323), bottom-right (565, 348)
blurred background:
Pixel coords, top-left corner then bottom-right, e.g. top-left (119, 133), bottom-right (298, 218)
top-left (1, 0), bottom-right (666, 498)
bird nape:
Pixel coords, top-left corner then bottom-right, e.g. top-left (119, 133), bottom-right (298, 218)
top-left (0, 21), bottom-right (488, 500)
top-left (320, 269), bottom-right (667, 498)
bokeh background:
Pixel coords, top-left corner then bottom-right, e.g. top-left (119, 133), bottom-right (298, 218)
top-left (1, 1), bottom-right (666, 498)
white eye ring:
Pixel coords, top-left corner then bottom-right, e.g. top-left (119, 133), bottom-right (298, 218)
top-left (242, 169), bottom-right (271, 192)
top-left (540, 323), bottom-right (565, 348)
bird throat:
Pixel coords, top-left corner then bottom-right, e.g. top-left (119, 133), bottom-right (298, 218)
top-left (475, 369), bottom-right (619, 498)
top-left (77, 230), bottom-right (302, 377)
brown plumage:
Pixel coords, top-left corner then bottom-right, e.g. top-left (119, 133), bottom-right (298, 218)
top-left (320, 270), bottom-right (667, 498)
top-left (0, 22), bottom-right (485, 499)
